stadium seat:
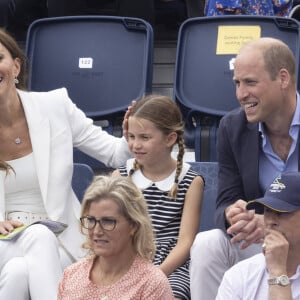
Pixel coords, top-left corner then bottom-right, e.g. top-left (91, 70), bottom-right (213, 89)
top-left (72, 163), bottom-right (94, 203)
top-left (188, 161), bottom-right (218, 231)
top-left (26, 16), bottom-right (153, 170)
top-left (175, 16), bottom-right (300, 161)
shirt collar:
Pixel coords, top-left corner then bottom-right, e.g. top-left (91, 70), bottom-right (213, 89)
top-left (259, 92), bottom-right (300, 135)
top-left (126, 158), bottom-right (190, 191)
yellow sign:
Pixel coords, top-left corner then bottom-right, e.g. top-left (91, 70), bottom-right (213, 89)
top-left (216, 26), bottom-right (261, 55)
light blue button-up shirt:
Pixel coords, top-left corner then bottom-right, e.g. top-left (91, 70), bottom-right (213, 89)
top-left (259, 94), bottom-right (300, 192)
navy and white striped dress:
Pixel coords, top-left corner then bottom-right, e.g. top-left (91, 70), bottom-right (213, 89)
top-left (119, 159), bottom-right (200, 300)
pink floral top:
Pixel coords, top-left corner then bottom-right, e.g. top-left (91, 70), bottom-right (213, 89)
top-left (58, 255), bottom-right (174, 300)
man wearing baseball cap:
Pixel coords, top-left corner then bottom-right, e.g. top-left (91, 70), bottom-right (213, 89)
top-left (216, 172), bottom-right (300, 300)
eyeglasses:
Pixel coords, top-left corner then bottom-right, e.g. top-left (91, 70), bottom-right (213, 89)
top-left (80, 216), bottom-right (117, 231)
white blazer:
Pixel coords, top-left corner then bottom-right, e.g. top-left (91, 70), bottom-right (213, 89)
top-left (0, 88), bottom-right (131, 260)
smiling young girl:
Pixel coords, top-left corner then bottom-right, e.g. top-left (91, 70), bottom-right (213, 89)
top-left (113, 94), bottom-right (204, 300)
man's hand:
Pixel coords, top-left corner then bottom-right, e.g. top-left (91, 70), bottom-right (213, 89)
top-left (263, 229), bottom-right (289, 276)
top-left (226, 200), bottom-right (264, 249)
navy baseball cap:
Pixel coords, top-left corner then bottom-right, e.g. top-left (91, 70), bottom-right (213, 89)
top-left (247, 172), bottom-right (300, 213)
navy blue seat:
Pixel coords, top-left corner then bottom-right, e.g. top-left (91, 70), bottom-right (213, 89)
top-left (26, 16), bottom-right (153, 171)
top-left (188, 161), bottom-right (218, 232)
top-left (72, 163), bottom-right (94, 203)
top-left (175, 16), bottom-right (300, 161)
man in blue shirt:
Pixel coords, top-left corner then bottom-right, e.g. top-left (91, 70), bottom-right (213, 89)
top-left (190, 37), bottom-right (300, 300)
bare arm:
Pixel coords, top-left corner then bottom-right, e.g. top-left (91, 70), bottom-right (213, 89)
top-left (160, 176), bottom-right (204, 276)
top-left (111, 169), bottom-right (121, 177)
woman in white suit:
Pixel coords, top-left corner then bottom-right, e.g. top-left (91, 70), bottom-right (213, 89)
top-left (0, 29), bottom-right (131, 299)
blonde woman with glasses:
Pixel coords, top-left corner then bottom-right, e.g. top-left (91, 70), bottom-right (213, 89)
top-left (58, 176), bottom-right (174, 300)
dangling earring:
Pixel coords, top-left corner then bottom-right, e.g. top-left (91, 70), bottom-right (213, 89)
top-left (14, 77), bottom-right (19, 84)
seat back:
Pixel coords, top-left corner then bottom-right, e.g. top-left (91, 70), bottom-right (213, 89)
top-left (26, 16), bottom-right (153, 121)
top-left (72, 163), bottom-right (94, 203)
top-left (188, 161), bottom-right (218, 232)
top-left (26, 16), bottom-right (153, 170)
top-left (175, 16), bottom-right (300, 161)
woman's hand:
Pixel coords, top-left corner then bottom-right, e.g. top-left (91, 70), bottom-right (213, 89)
top-left (122, 100), bottom-right (136, 140)
top-left (0, 220), bottom-right (23, 235)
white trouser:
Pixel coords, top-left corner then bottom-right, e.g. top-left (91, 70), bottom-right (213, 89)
top-left (0, 257), bottom-right (30, 300)
top-left (0, 224), bottom-right (74, 300)
top-left (190, 229), bottom-right (261, 300)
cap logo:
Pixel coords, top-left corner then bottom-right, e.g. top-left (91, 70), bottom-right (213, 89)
top-left (269, 177), bottom-right (286, 193)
